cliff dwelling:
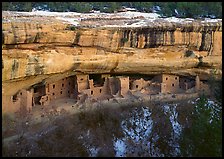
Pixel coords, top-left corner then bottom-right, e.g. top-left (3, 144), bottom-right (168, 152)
top-left (2, 73), bottom-right (210, 114)
top-left (2, 11), bottom-right (221, 116)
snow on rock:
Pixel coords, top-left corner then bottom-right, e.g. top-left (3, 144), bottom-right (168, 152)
top-left (121, 107), bottom-right (153, 143)
top-left (113, 137), bottom-right (127, 157)
top-left (20, 10), bottom-right (81, 17)
top-left (55, 17), bottom-right (80, 26)
top-left (201, 18), bottom-right (222, 23)
top-left (117, 11), bottom-right (160, 19)
top-left (89, 147), bottom-right (100, 157)
top-left (163, 104), bottom-right (182, 156)
top-left (113, 106), bottom-right (157, 156)
top-left (163, 104), bottom-right (182, 137)
top-left (164, 17), bottom-right (185, 23)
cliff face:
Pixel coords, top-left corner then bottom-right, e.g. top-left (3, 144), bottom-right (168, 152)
top-left (2, 11), bottom-right (222, 96)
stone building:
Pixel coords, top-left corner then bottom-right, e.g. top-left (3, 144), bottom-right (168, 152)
top-left (2, 88), bottom-right (34, 114)
top-left (2, 73), bottom-right (211, 114)
top-left (2, 76), bottom-right (77, 114)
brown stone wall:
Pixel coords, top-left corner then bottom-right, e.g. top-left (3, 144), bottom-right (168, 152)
top-left (89, 87), bottom-right (103, 99)
top-left (161, 74), bottom-right (179, 93)
top-left (17, 89), bottom-right (33, 113)
top-left (76, 74), bottom-right (90, 92)
top-left (47, 76), bottom-right (76, 101)
top-left (131, 78), bottom-right (149, 91)
top-left (2, 95), bottom-right (21, 113)
top-left (119, 77), bottom-right (129, 96)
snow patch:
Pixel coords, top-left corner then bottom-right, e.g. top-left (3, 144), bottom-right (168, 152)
top-left (117, 11), bottom-right (160, 19)
top-left (19, 10), bottom-right (81, 17)
top-left (56, 17), bottom-right (80, 26)
top-left (113, 137), bottom-right (127, 157)
top-left (201, 18), bottom-right (222, 23)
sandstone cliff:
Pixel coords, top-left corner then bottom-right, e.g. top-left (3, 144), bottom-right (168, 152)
top-left (2, 11), bottom-right (222, 96)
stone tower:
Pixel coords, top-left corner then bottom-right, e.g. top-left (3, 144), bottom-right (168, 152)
top-left (195, 75), bottom-right (200, 92)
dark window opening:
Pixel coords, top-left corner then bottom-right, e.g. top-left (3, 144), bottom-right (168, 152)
top-left (69, 82), bottom-right (70, 85)
top-left (62, 79), bottom-right (64, 81)
top-left (81, 78), bottom-right (83, 81)
top-left (136, 85), bottom-right (139, 88)
top-left (100, 89), bottom-right (102, 93)
top-left (68, 91), bottom-right (70, 94)
top-left (12, 95), bottom-right (17, 101)
top-left (89, 74), bottom-right (104, 86)
top-left (53, 84), bottom-right (55, 89)
top-left (91, 91), bottom-right (93, 95)
top-left (60, 91), bottom-right (62, 94)
top-left (175, 77), bottom-right (177, 80)
top-left (62, 84), bottom-right (64, 87)
top-left (20, 92), bottom-right (22, 95)
top-left (172, 84), bottom-right (175, 87)
top-left (53, 93), bottom-right (55, 96)
top-left (184, 80), bottom-right (187, 82)
top-left (166, 77), bottom-right (168, 80)
top-left (34, 87), bottom-right (38, 93)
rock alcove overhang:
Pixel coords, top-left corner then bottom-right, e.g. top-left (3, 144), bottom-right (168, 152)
top-left (2, 11), bottom-right (222, 96)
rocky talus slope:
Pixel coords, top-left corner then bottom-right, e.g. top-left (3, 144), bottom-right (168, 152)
top-left (2, 11), bottom-right (222, 96)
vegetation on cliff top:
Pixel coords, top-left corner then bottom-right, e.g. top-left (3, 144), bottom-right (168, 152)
top-left (2, 2), bottom-right (222, 19)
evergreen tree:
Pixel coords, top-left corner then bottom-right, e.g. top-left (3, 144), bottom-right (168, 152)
top-left (180, 94), bottom-right (222, 157)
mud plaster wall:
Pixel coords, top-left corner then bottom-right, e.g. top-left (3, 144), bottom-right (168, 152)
top-left (2, 88), bottom-right (33, 114)
top-left (47, 76), bottom-right (76, 102)
top-left (119, 77), bottom-right (129, 96)
top-left (131, 78), bottom-right (149, 91)
top-left (76, 74), bottom-right (90, 92)
top-left (90, 87), bottom-right (103, 98)
top-left (161, 74), bottom-right (179, 93)
top-left (195, 75), bottom-right (200, 91)
top-left (2, 95), bottom-right (21, 113)
top-left (86, 78), bottom-right (112, 99)
top-left (88, 80), bottom-right (103, 98)
top-left (17, 89), bottom-right (33, 112)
